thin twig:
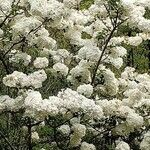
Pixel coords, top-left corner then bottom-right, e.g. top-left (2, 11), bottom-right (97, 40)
top-left (91, 25), bottom-right (117, 85)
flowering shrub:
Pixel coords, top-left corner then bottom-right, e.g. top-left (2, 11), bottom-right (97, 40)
top-left (0, 0), bottom-right (150, 150)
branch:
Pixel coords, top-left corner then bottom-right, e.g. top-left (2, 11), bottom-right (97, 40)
top-left (0, 0), bottom-right (20, 28)
top-left (4, 37), bottom-right (26, 57)
top-left (3, 18), bottom-right (50, 57)
top-left (27, 118), bottom-right (32, 150)
top-left (91, 11), bottom-right (128, 85)
top-left (91, 25), bottom-right (117, 85)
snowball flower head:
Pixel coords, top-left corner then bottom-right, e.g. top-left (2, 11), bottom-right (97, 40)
top-left (63, 0), bottom-right (81, 8)
top-left (80, 142), bottom-right (96, 150)
top-left (3, 71), bottom-right (29, 88)
top-left (77, 84), bottom-right (93, 97)
top-left (72, 123), bottom-right (86, 138)
top-left (31, 132), bottom-right (39, 141)
top-left (0, 29), bottom-right (3, 37)
top-left (29, 70), bottom-right (47, 88)
top-left (53, 63), bottom-right (69, 76)
top-left (140, 131), bottom-right (150, 150)
top-left (115, 141), bottom-right (130, 150)
top-left (126, 113), bottom-right (144, 128)
top-left (33, 57), bottom-right (49, 68)
top-left (58, 125), bottom-right (70, 135)
top-left (126, 36), bottom-right (143, 46)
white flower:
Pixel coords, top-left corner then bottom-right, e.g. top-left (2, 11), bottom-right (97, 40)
top-left (110, 46), bottom-right (127, 58)
top-left (126, 113), bottom-right (144, 128)
top-left (80, 142), bottom-right (96, 150)
top-left (109, 57), bottom-right (123, 69)
top-left (98, 99), bottom-right (123, 116)
top-left (24, 90), bottom-right (43, 110)
top-left (116, 106), bottom-right (135, 118)
top-left (77, 84), bottom-right (93, 97)
top-left (33, 57), bottom-right (49, 68)
top-left (25, 90), bottom-right (59, 118)
top-left (36, 36), bottom-right (57, 49)
top-left (110, 37), bottom-right (125, 45)
top-left (31, 132), bottom-right (39, 141)
top-left (29, 70), bottom-right (47, 89)
top-left (28, 0), bottom-right (47, 17)
top-left (68, 65), bottom-right (91, 84)
top-left (70, 135), bottom-right (82, 147)
top-left (72, 124), bottom-right (86, 138)
top-left (51, 49), bottom-right (71, 65)
top-left (115, 141), bottom-right (130, 150)
top-left (58, 88), bottom-right (103, 119)
top-left (0, 29), bottom-right (3, 37)
top-left (140, 131), bottom-right (150, 150)
top-left (3, 71), bottom-right (29, 88)
top-left (47, 0), bottom-right (65, 20)
top-left (126, 36), bottom-right (143, 46)
top-left (102, 69), bottom-right (119, 96)
top-left (0, 95), bottom-right (14, 111)
top-left (78, 45), bottom-right (101, 62)
top-left (9, 52), bottom-right (31, 66)
top-left (58, 125), bottom-right (70, 135)
top-left (70, 117), bottom-right (80, 125)
top-left (12, 16), bottom-right (41, 36)
top-left (0, 0), bottom-right (12, 15)
top-left (53, 63), bottom-right (69, 76)
top-left (63, 0), bottom-right (81, 8)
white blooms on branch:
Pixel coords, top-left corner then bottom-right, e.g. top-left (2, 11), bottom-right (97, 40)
top-left (12, 16), bottom-right (42, 36)
top-left (23, 88), bottom-right (104, 120)
top-left (0, 0), bottom-right (150, 149)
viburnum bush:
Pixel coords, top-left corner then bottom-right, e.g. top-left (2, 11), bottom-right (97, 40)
top-left (0, 0), bottom-right (150, 150)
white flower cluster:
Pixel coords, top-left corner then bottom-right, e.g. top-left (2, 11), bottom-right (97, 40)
top-left (0, 93), bottom-right (25, 112)
top-left (108, 46), bottom-right (127, 69)
top-left (12, 16), bottom-right (42, 36)
top-left (24, 88), bottom-right (103, 120)
top-left (68, 60), bottom-right (91, 85)
top-left (50, 49), bottom-right (71, 65)
top-left (58, 125), bottom-right (71, 135)
top-left (53, 62), bottom-right (69, 76)
top-left (121, 0), bottom-right (150, 32)
top-left (9, 51), bottom-right (31, 66)
top-left (3, 70), bottom-right (47, 89)
top-left (78, 45), bottom-right (101, 63)
top-left (63, 0), bottom-right (81, 9)
top-left (70, 123), bottom-right (86, 147)
top-left (0, 0), bottom-right (12, 19)
top-left (28, 0), bottom-right (66, 20)
top-left (31, 131), bottom-right (39, 141)
top-left (140, 131), bottom-right (150, 150)
top-left (97, 68), bottom-right (119, 96)
top-left (77, 84), bottom-right (93, 98)
top-left (115, 141), bottom-right (130, 150)
top-left (33, 57), bottom-right (49, 69)
top-left (80, 142), bottom-right (96, 150)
